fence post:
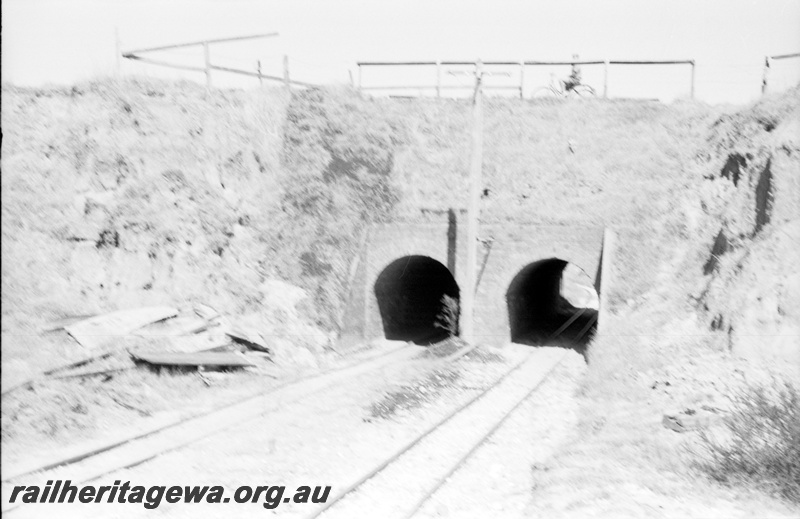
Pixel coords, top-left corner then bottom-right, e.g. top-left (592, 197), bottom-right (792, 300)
top-left (436, 60), bottom-right (442, 97)
top-left (690, 60), bottom-right (696, 99)
top-left (257, 60), bottom-right (263, 86)
top-left (603, 59), bottom-right (609, 98)
top-left (519, 61), bottom-right (525, 99)
top-left (203, 42), bottom-right (212, 88)
top-left (358, 64), bottom-right (362, 90)
top-left (115, 27), bottom-right (122, 77)
top-left (283, 55), bottom-right (290, 90)
top-left (762, 56), bottom-right (771, 95)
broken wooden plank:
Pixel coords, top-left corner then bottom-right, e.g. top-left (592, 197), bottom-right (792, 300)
top-left (0, 351), bottom-right (117, 395)
top-left (66, 306), bottom-right (178, 349)
top-left (194, 304), bottom-right (220, 321)
top-left (50, 354), bottom-right (136, 380)
top-left (132, 351), bottom-right (255, 369)
top-left (50, 366), bottom-right (134, 381)
top-left (110, 395), bottom-right (151, 417)
top-left (135, 315), bottom-right (210, 337)
top-left (226, 326), bottom-right (270, 353)
top-left (168, 332), bottom-right (230, 353)
top-left (40, 314), bottom-right (97, 333)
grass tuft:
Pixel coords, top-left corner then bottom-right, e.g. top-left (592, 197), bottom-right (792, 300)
top-left (699, 380), bottom-right (800, 504)
top-left (367, 369), bottom-right (460, 420)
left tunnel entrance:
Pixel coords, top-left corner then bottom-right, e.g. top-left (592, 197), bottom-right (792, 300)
top-left (374, 255), bottom-right (460, 345)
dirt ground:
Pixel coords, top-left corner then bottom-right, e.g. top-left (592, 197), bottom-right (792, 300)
top-left (6, 342), bottom-right (797, 519)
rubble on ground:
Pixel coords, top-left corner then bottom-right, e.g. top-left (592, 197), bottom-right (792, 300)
top-left (5, 298), bottom-right (336, 392)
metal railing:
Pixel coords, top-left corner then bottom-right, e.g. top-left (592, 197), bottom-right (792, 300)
top-left (356, 58), bottom-right (696, 99)
top-left (121, 32), bottom-right (314, 88)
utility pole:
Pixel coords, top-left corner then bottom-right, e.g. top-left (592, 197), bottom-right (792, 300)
top-left (461, 60), bottom-right (484, 343)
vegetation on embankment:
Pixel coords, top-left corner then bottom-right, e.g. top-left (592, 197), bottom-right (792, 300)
top-left (693, 88), bottom-right (800, 362)
top-left (2, 80), bottom-right (290, 378)
top-left (272, 87), bottom-right (403, 329)
top-left (1, 79), bottom-right (298, 454)
top-left (528, 87), bottom-right (800, 513)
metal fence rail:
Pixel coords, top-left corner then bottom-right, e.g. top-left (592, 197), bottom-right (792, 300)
top-left (762, 52), bottom-right (800, 94)
top-left (356, 58), bottom-right (696, 99)
top-left (121, 32), bottom-right (313, 89)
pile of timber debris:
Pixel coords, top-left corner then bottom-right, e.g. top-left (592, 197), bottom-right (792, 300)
top-left (2, 305), bottom-right (280, 395)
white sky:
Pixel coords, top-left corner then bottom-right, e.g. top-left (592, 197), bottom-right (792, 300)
top-left (2, 0), bottom-right (799, 103)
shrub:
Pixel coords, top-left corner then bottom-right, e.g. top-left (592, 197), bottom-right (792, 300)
top-left (434, 294), bottom-right (460, 338)
top-left (699, 380), bottom-right (800, 504)
top-left (276, 87), bottom-right (402, 329)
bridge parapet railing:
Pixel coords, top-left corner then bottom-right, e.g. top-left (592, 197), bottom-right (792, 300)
top-left (356, 59), bottom-right (696, 99)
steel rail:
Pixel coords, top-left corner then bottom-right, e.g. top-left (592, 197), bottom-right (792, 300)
top-left (2, 337), bottom-right (479, 503)
top-left (305, 347), bottom-right (551, 519)
top-left (1, 342), bottom-right (414, 484)
top-left (546, 307), bottom-right (588, 343)
top-left (573, 312), bottom-right (599, 343)
top-left (401, 352), bottom-right (565, 518)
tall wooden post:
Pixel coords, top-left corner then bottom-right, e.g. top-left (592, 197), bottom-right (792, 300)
top-left (203, 42), bottom-right (212, 88)
top-left (690, 60), bottom-right (696, 99)
top-left (461, 60), bottom-right (484, 343)
top-left (283, 55), bottom-right (290, 90)
top-left (519, 61), bottom-right (525, 99)
top-left (762, 56), bottom-right (771, 95)
top-left (257, 60), bottom-right (263, 86)
top-left (603, 59), bottom-right (609, 98)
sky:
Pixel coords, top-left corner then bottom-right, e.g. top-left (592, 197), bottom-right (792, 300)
top-left (2, 0), bottom-right (799, 103)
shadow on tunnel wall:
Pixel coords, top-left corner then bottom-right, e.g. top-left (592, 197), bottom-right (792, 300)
top-left (506, 258), bottom-right (598, 358)
top-left (374, 255), bottom-right (460, 345)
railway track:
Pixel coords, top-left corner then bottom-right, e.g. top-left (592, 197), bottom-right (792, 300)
top-left (4, 339), bottom-right (572, 517)
top-left (303, 347), bottom-right (568, 519)
top-left (3, 340), bottom-right (486, 514)
top-left (1, 342), bottom-right (400, 481)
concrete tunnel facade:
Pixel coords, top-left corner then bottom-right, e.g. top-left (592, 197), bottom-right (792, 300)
top-left (339, 218), bottom-right (607, 348)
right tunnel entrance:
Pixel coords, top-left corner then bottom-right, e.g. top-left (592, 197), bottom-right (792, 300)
top-left (506, 258), bottom-right (599, 355)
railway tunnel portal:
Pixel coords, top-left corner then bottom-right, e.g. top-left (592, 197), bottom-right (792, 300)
top-left (340, 214), bottom-right (609, 350)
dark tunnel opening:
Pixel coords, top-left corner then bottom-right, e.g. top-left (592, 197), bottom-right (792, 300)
top-left (506, 258), bottom-right (598, 357)
top-left (374, 256), bottom-right (460, 345)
